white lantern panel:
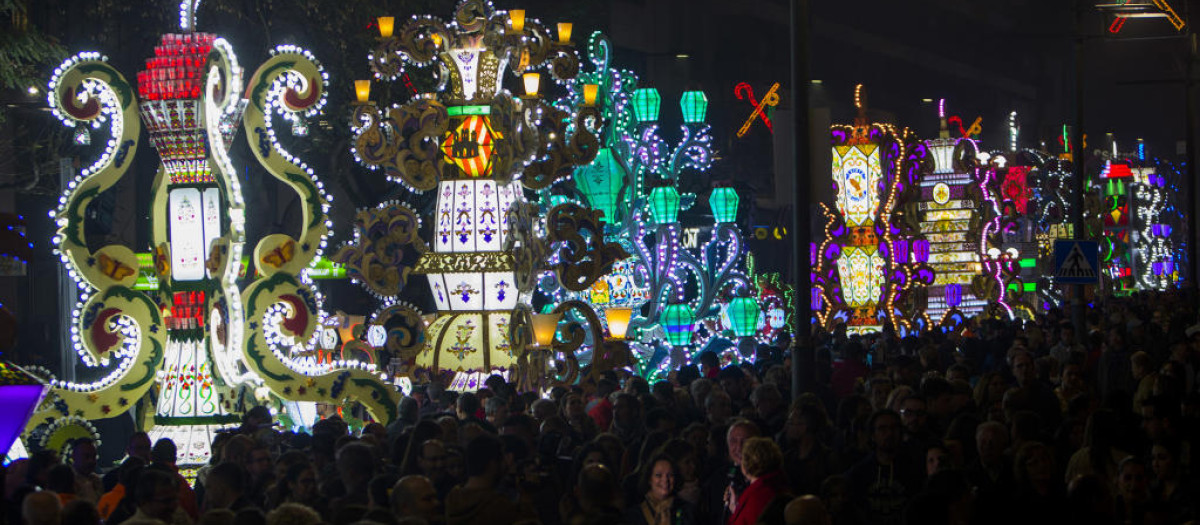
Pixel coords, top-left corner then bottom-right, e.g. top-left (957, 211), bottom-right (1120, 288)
top-left (474, 180), bottom-right (502, 251)
top-left (202, 187), bottom-right (221, 278)
top-left (169, 188), bottom-right (205, 281)
top-left (445, 272), bottom-right (484, 310)
top-left (451, 180), bottom-right (477, 252)
top-left (483, 271), bottom-right (518, 310)
top-left (428, 273), bottom-right (452, 311)
top-left (435, 182), bottom-right (455, 252)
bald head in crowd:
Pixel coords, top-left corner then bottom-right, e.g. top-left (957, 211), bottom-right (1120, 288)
top-left (391, 475), bottom-right (440, 522)
top-left (22, 491), bottom-right (61, 525)
top-left (785, 495), bottom-right (832, 525)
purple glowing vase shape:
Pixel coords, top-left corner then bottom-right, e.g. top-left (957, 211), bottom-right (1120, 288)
top-left (0, 362), bottom-right (48, 457)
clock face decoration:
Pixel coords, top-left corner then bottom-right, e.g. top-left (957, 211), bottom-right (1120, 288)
top-left (933, 183), bottom-right (951, 205)
top-left (367, 324), bottom-right (387, 348)
top-left (320, 327), bottom-right (339, 351)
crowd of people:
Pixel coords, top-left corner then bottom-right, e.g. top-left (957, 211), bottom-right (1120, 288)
top-left (5, 291), bottom-right (1200, 525)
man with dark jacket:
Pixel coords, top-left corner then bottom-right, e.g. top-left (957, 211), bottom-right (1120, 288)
top-left (444, 434), bottom-right (536, 525)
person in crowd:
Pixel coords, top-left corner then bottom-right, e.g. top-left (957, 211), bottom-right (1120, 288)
top-left (151, 438), bottom-right (200, 519)
top-left (626, 453), bottom-right (695, 525)
top-left (330, 441), bottom-right (375, 510)
top-left (1065, 409), bottom-right (1131, 487)
top-left (265, 502), bottom-right (322, 525)
top-left (128, 467), bottom-right (189, 525)
top-left (845, 410), bottom-right (921, 525)
top-left (97, 457), bottom-right (145, 520)
top-left (444, 434), bottom-right (536, 525)
top-left (727, 437), bottom-right (787, 525)
top-left (104, 432), bottom-right (152, 491)
top-left (204, 462), bottom-right (257, 513)
top-left (71, 437), bottom-right (103, 503)
top-left (266, 460), bottom-right (318, 512)
top-left (22, 490), bottom-right (62, 525)
top-left (392, 474), bottom-right (442, 524)
top-left (62, 498), bottom-right (102, 525)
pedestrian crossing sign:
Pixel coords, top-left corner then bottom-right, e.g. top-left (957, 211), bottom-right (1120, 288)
top-left (1053, 240), bottom-right (1099, 284)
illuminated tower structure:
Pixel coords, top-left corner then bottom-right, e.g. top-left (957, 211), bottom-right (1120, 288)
top-left (815, 87), bottom-right (931, 335)
top-left (353, 1), bottom-right (610, 386)
top-left (1096, 153), bottom-right (1180, 292)
top-left (33, 1), bottom-right (399, 465)
top-left (1096, 159), bottom-right (1138, 293)
top-left (918, 102), bottom-right (990, 322)
top-left (137, 30), bottom-right (243, 461)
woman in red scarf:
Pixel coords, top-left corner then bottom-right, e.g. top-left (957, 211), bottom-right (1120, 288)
top-left (727, 437), bottom-right (788, 525)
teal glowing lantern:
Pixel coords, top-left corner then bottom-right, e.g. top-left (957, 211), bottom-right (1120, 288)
top-left (650, 186), bottom-right (680, 225)
top-left (725, 297), bottom-right (760, 338)
top-left (632, 88), bottom-right (661, 123)
top-left (661, 303), bottom-right (696, 347)
top-left (680, 90), bottom-right (708, 124)
top-left (575, 148), bottom-right (623, 223)
top-left (0, 361), bottom-right (47, 457)
top-left (549, 195), bottom-right (570, 208)
top-left (709, 187), bottom-right (739, 223)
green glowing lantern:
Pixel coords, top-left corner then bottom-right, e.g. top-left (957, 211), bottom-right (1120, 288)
top-left (661, 303), bottom-right (696, 347)
top-left (575, 148), bottom-right (623, 223)
top-left (709, 187), bottom-right (739, 223)
top-left (724, 297), bottom-right (761, 338)
top-left (549, 195), bottom-right (570, 208)
top-left (649, 186), bottom-right (680, 225)
top-left (680, 90), bottom-right (708, 124)
top-left (632, 88), bottom-right (661, 123)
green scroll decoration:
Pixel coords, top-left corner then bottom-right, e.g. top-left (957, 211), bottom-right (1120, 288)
top-left (240, 48), bottom-right (400, 424)
top-left (28, 57), bottom-right (167, 432)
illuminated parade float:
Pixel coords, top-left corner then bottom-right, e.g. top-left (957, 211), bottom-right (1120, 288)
top-left (28, 0), bottom-right (398, 465)
top-left (351, 1), bottom-right (631, 390)
top-left (917, 101), bottom-right (994, 321)
top-left (545, 32), bottom-right (755, 377)
top-left (11, 0), bottom-right (1191, 467)
top-left (814, 86), bottom-right (933, 335)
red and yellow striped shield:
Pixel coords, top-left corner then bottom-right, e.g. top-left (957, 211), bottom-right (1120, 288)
top-left (441, 115), bottom-right (500, 177)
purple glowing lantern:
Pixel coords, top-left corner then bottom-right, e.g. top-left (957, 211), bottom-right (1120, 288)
top-left (894, 239), bottom-right (910, 264)
top-left (0, 361), bottom-right (47, 457)
top-left (811, 288), bottom-right (824, 311)
top-left (913, 240), bottom-right (931, 264)
top-left (945, 284), bottom-right (963, 308)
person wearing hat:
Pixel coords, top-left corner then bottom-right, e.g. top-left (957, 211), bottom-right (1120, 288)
top-left (239, 405), bottom-right (274, 435)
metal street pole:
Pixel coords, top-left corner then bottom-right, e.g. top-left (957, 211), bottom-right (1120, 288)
top-left (1071, 0), bottom-right (1087, 337)
top-left (791, 0), bottom-right (812, 402)
top-left (1188, 32), bottom-right (1197, 289)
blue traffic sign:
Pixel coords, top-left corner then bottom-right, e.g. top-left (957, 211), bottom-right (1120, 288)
top-left (1053, 240), bottom-right (1100, 284)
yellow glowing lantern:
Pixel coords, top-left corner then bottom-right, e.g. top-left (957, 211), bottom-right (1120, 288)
top-left (354, 80), bottom-right (371, 103)
top-left (431, 33), bottom-right (443, 47)
top-left (604, 307), bottom-right (633, 340)
top-left (531, 312), bottom-right (562, 347)
top-left (378, 17), bottom-right (395, 38)
top-left (510, 10), bottom-right (525, 32)
top-left (523, 72), bottom-right (540, 98)
top-left (583, 84), bottom-right (599, 106)
top-left (557, 23), bottom-right (573, 44)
